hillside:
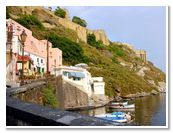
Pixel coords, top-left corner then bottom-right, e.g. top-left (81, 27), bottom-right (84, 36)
top-left (7, 6), bottom-right (166, 98)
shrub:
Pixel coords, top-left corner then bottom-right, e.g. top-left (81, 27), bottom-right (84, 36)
top-left (16, 14), bottom-right (44, 30)
top-left (42, 83), bottom-right (58, 108)
top-left (108, 44), bottom-right (124, 57)
top-left (87, 34), bottom-right (105, 49)
top-left (54, 7), bottom-right (66, 18)
top-left (72, 16), bottom-right (87, 27)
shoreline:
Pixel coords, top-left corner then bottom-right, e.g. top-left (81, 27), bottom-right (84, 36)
top-left (65, 92), bottom-right (166, 111)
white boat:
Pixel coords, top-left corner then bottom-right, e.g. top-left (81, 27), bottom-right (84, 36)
top-left (110, 108), bottom-right (135, 112)
top-left (111, 101), bottom-right (128, 106)
top-left (109, 104), bottom-right (135, 109)
top-left (95, 112), bottom-right (131, 123)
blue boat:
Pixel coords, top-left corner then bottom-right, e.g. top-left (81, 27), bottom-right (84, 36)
top-left (95, 112), bottom-right (131, 123)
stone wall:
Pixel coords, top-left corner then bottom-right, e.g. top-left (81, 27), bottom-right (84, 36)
top-left (87, 29), bottom-right (110, 45)
top-left (56, 76), bottom-right (88, 109)
top-left (135, 50), bottom-right (147, 62)
top-left (7, 97), bottom-right (118, 126)
top-left (113, 42), bottom-right (147, 62)
top-left (18, 6), bottom-right (110, 45)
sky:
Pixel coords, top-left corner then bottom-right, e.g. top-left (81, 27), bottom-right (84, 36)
top-left (52, 6), bottom-right (166, 72)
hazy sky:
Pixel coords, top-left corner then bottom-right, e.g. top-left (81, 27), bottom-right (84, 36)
top-left (52, 6), bottom-right (166, 72)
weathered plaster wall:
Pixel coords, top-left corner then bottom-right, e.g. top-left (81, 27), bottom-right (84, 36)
top-left (56, 76), bottom-right (88, 109)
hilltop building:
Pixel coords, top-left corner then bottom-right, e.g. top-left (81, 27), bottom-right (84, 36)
top-left (135, 50), bottom-right (147, 63)
top-left (114, 41), bottom-right (147, 63)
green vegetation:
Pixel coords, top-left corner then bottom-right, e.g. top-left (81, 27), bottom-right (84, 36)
top-left (54, 7), bottom-right (66, 18)
top-left (47, 32), bottom-right (89, 65)
top-left (108, 44), bottom-right (124, 57)
top-left (72, 16), bottom-right (87, 27)
top-left (87, 34), bottom-right (105, 49)
top-left (42, 83), bottom-right (58, 108)
top-left (16, 14), bottom-right (45, 30)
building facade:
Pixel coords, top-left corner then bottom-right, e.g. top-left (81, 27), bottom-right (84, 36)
top-left (6, 19), bottom-right (62, 86)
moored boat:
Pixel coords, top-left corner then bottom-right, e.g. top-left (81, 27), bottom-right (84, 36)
top-left (109, 104), bottom-right (135, 109)
top-left (109, 108), bottom-right (135, 112)
top-left (95, 112), bottom-right (131, 123)
top-left (110, 101), bottom-right (128, 106)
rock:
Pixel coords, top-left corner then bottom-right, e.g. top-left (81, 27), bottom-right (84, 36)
top-left (114, 96), bottom-right (122, 101)
top-left (151, 90), bottom-right (158, 95)
top-left (158, 82), bottom-right (166, 92)
top-left (147, 80), bottom-right (155, 86)
top-left (136, 66), bottom-right (150, 77)
top-left (120, 62), bottom-right (127, 67)
top-left (123, 92), bottom-right (150, 98)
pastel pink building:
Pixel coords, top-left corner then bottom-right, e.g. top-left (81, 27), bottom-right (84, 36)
top-left (6, 19), bottom-right (62, 78)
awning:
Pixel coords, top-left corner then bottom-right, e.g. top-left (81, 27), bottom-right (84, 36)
top-left (17, 55), bottom-right (34, 64)
top-left (68, 72), bottom-right (85, 78)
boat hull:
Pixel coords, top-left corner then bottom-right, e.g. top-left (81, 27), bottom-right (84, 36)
top-left (109, 104), bottom-right (135, 109)
top-left (111, 101), bottom-right (128, 106)
top-left (95, 113), bottom-right (131, 123)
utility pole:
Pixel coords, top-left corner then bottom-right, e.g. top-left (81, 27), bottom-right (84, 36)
top-left (47, 39), bottom-right (49, 75)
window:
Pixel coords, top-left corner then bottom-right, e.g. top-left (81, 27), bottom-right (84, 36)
top-left (41, 59), bottom-right (43, 63)
top-left (37, 58), bottom-right (39, 63)
top-left (63, 71), bottom-right (69, 77)
top-left (42, 68), bottom-right (44, 73)
top-left (73, 77), bottom-right (81, 81)
top-left (29, 62), bottom-right (31, 69)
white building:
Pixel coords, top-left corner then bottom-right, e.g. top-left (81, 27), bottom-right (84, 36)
top-left (53, 65), bottom-right (105, 98)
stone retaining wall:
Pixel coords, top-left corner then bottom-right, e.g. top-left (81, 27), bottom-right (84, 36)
top-left (7, 97), bottom-right (118, 126)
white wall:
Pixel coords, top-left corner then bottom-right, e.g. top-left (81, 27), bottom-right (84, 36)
top-left (93, 82), bottom-right (105, 95)
top-left (24, 51), bottom-right (46, 71)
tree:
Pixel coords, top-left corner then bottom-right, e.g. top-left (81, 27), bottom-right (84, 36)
top-left (54, 7), bottom-right (66, 18)
top-left (72, 16), bottom-right (87, 27)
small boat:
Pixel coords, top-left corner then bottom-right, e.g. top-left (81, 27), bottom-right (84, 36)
top-left (110, 101), bottom-right (128, 106)
top-left (109, 104), bottom-right (135, 109)
top-left (95, 112), bottom-right (131, 123)
top-left (110, 108), bottom-right (135, 112)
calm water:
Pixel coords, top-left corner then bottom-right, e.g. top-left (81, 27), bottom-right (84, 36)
top-left (76, 93), bottom-right (166, 126)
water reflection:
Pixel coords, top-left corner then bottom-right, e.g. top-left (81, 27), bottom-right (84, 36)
top-left (134, 93), bottom-right (166, 126)
top-left (77, 93), bottom-right (166, 126)
top-left (14, 87), bottom-right (166, 126)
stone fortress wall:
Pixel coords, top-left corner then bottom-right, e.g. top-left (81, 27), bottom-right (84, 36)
top-left (45, 7), bottom-right (110, 45)
top-left (135, 50), bottom-right (147, 63)
top-left (17, 6), bottom-right (146, 61)
top-left (116, 42), bottom-right (147, 62)
top-left (45, 6), bottom-right (147, 61)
